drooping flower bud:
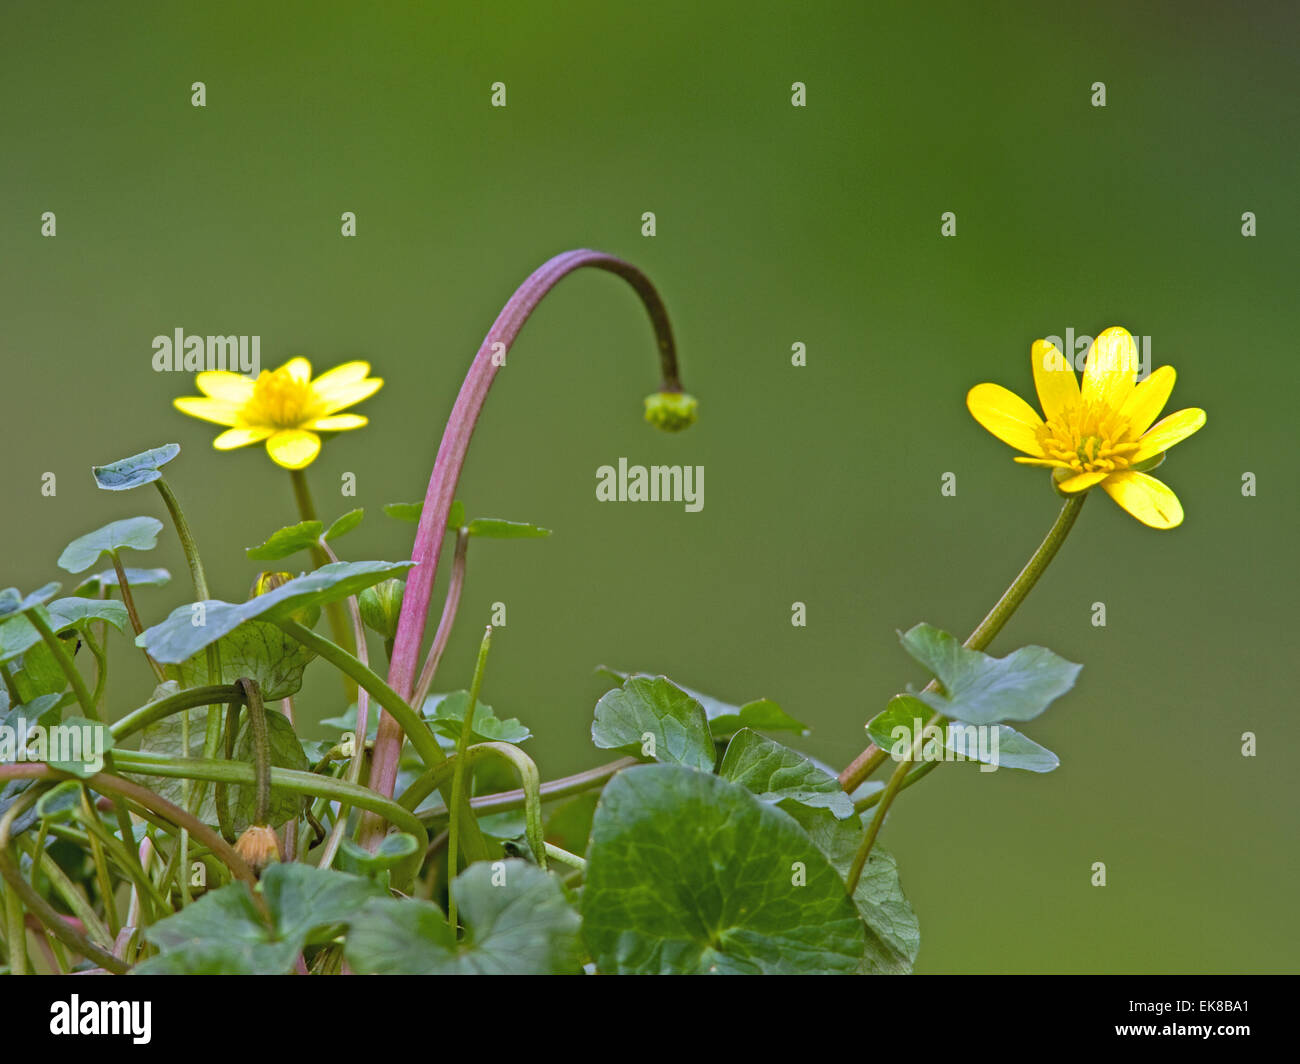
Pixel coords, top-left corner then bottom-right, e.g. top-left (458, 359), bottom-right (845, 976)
top-left (234, 825), bottom-right (281, 877)
top-left (643, 390), bottom-right (698, 432)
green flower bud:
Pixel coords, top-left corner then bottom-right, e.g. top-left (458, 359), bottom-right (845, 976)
top-left (643, 390), bottom-right (698, 432)
top-left (358, 578), bottom-right (406, 640)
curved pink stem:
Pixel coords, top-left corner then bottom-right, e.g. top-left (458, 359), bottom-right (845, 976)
top-left (368, 249), bottom-right (683, 811)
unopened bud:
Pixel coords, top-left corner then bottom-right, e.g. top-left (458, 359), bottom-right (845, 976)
top-left (358, 578), bottom-right (405, 640)
top-left (643, 390), bottom-right (698, 432)
top-left (234, 825), bottom-right (281, 877)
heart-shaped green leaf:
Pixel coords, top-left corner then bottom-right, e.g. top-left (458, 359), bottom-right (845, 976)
top-left (590, 676), bottom-right (715, 771)
top-left (719, 728), bottom-right (854, 818)
top-left (57, 518), bottom-right (164, 574)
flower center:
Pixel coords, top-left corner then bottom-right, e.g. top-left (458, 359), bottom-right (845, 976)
top-left (1037, 401), bottom-right (1141, 474)
top-left (249, 368), bottom-right (317, 428)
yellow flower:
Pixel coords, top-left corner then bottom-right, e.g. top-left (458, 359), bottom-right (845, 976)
top-left (173, 358), bottom-right (382, 470)
top-left (966, 327), bottom-right (1206, 529)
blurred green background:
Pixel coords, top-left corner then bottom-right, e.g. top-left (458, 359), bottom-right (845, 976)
top-left (1, 0), bottom-right (1295, 972)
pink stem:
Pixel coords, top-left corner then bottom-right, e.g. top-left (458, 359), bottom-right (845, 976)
top-left (368, 249), bottom-right (682, 809)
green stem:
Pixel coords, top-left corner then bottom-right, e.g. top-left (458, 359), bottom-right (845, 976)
top-left (111, 684), bottom-right (243, 741)
top-left (79, 786), bottom-right (121, 936)
top-left (109, 551), bottom-right (164, 683)
top-left (236, 678), bottom-right (272, 826)
top-left (289, 468), bottom-right (357, 701)
top-left (24, 607), bottom-right (97, 721)
top-left (847, 721), bottom-right (941, 893)
top-left (842, 495), bottom-right (1087, 888)
top-left (108, 751), bottom-right (427, 847)
top-left (448, 627), bottom-right (493, 930)
top-left (415, 757), bottom-right (636, 820)
top-left (3, 877), bottom-right (25, 975)
top-left (839, 494), bottom-right (1086, 792)
top-left (544, 842), bottom-right (586, 871)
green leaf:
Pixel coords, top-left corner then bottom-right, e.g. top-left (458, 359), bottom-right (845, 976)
top-left (0, 693), bottom-right (63, 737)
top-left (718, 728), bottom-right (854, 818)
top-left (865, 694), bottom-right (933, 754)
top-left (596, 666), bottom-right (807, 736)
top-left (138, 863), bottom-right (384, 974)
top-left (899, 623), bottom-right (1082, 725)
top-left (423, 691), bottom-right (530, 745)
top-left (245, 520), bottom-right (323, 561)
top-left (337, 833), bottom-right (420, 877)
top-left (137, 560), bottom-right (414, 664)
top-left (324, 508), bottom-right (364, 542)
top-left (945, 722), bottom-right (1059, 773)
top-left (583, 765), bottom-right (866, 973)
top-left (344, 860), bottom-right (582, 974)
top-left (73, 567), bottom-right (171, 594)
top-left (383, 500), bottom-right (465, 528)
top-left (43, 717), bottom-right (113, 778)
top-left (46, 597), bottom-right (130, 635)
top-left (177, 619), bottom-right (315, 701)
top-left (781, 803), bottom-right (920, 974)
top-left (590, 676), bottom-right (715, 771)
top-left (91, 444), bottom-right (180, 491)
top-left (0, 583), bottom-right (62, 618)
top-left (0, 615), bottom-right (43, 665)
top-left (230, 711), bottom-right (310, 832)
top-left (57, 517), bottom-right (164, 574)
top-left (10, 642), bottom-right (67, 702)
top-left (134, 708), bottom-right (216, 819)
top-left (466, 518), bottom-right (551, 538)
top-left (35, 781), bottom-right (82, 822)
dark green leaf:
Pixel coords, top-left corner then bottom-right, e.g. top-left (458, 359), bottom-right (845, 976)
top-left (91, 444), bottom-right (180, 491)
top-left (583, 765), bottom-right (866, 973)
top-left (245, 520), bottom-right (323, 561)
top-left (782, 803), bottom-right (920, 974)
top-left (595, 666), bottom-right (806, 736)
top-left (57, 518), bottom-right (163, 574)
top-left (590, 676), bottom-right (715, 771)
top-left (177, 619), bottom-right (315, 701)
top-left (230, 711), bottom-right (310, 832)
top-left (718, 728), bottom-right (854, 818)
top-left (899, 623), bottom-right (1082, 725)
top-left (137, 560), bottom-right (414, 664)
top-left (138, 863), bottom-right (383, 974)
top-left (35, 781), bottom-right (82, 822)
top-left (344, 860), bottom-right (582, 974)
top-left (423, 691), bottom-right (530, 745)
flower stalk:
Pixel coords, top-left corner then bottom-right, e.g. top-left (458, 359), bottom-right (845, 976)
top-left (368, 249), bottom-right (690, 833)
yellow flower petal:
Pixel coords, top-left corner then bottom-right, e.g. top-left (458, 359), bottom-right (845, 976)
top-left (1132, 407), bottom-right (1206, 463)
top-left (213, 426), bottom-right (274, 450)
top-left (173, 396), bottom-right (242, 427)
top-left (1030, 340), bottom-right (1079, 422)
top-left (1056, 470), bottom-right (1109, 493)
top-left (1101, 471), bottom-right (1184, 529)
top-left (196, 372), bottom-right (256, 402)
top-left (966, 383), bottom-right (1045, 456)
top-left (265, 429), bottom-right (321, 470)
top-left (1013, 456), bottom-right (1070, 468)
top-left (311, 361), bottom-right (372, 394)
top-left (306, 414), bottom-right (368, 431)
top-left (1080, 327), bottom-right (1138, 410)
top-left (319, 378), bottom-right (383, 415)
top-left (274, 357), bottom-right (313, 383)
top-left (1117, 365), bottom-right (1175, 437)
